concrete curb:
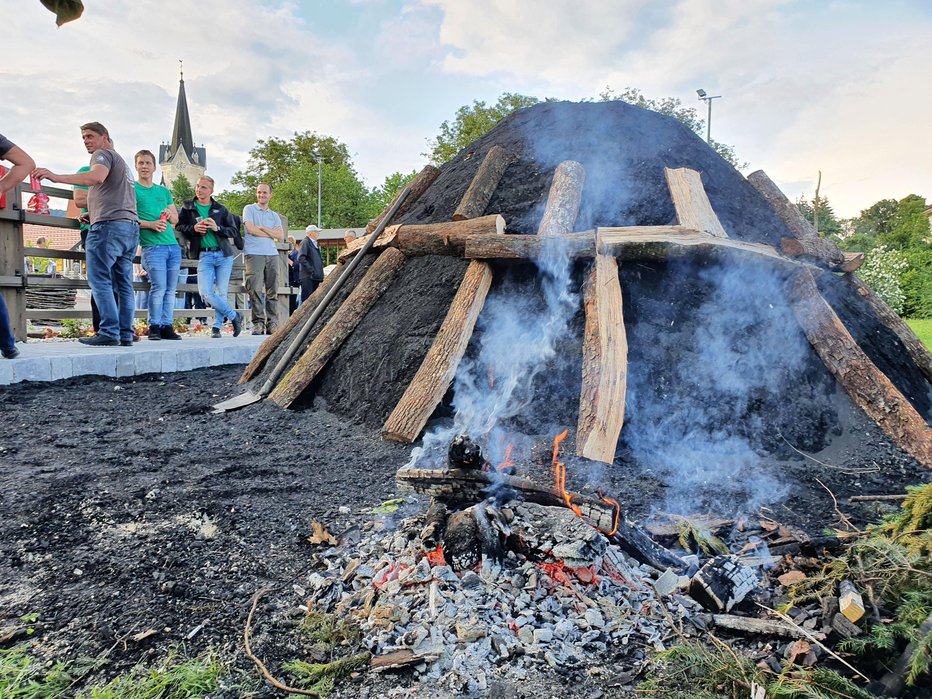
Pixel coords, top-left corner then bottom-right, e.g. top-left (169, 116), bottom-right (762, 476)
top-left (0, 334), bottom-right (266, 385)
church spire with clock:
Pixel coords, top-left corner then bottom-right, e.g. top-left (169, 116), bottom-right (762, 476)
top-left (159, 61), bottom-right (207, 188)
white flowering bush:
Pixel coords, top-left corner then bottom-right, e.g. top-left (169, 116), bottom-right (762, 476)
top-left (858, 245), bottom-right (909, 315)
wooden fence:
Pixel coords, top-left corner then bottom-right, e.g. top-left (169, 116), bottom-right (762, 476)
top-left (0, 179), bottom-right (297, 340)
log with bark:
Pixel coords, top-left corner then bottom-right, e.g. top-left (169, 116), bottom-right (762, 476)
top-left (787, 268), bottom-right (932, 466)
top-left (392, 215), bottom-right (506, 256)
top-left (664, 167), bottom-right (728, 239)
top-left (576, 253), bottom-right (628, 464)
top-left (465, 230), bottom-right (595, 260)
top-left (452, 145), bottom-right (516, 221)
top-left (365, 164), bottom-right (440, 234)
top-left (381, 261), bottom-right (494, 443)
top-left (537, 160), bottom-right (585, 236)
top-left (268, 248), bottom-right (407, 408)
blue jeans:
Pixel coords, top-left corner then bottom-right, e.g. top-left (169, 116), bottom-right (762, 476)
top-left (197, 251), bottom-right (235, 330)
top-left (0, 294), bottom-right (15, 355)
top-left (142, 244), bottom-right (182, 327)
top-left (85, 220), bottom-right (140, 341)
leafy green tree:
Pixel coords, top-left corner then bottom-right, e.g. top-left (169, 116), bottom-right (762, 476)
top-left (370, 170), bottom-right (419, 213)
top-left (795, 195), bottom-right (843, 239)
top-left (231, 132), bottom-right (352, 191)
top-left (169, 174), bottom-right (194, 207)
top-left (425, 93), bottom-right (542, 164)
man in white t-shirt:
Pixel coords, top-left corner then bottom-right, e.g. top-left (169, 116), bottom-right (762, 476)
top-left (242, 183), bottom-right (284, 334)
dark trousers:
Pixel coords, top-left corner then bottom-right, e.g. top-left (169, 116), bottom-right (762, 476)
top-left (0, 294), bottom-right (15, 355)
top-left (300, 277), bottom-right (320, 304)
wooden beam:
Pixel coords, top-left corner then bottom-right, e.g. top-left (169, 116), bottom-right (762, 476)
top-left (664, 167), bottom-right (728, 238)
top-left (747, 169), bottom-right (845, 269)
top-left (465, 230), bottom-right (596, 260)
top-left (365, 164), bottom-right (440, 235)
top-left (239, 259), bottom-right (348, 383)
top-left (538, 160), bottom-right (585, 236)
top-left (338, 225), bottom-right (398, 263)
top-left (598, 226), bottom-right (790, 264)
top-left (381, 260), bottom-right (493, 443)
top-left (844, 272), bottom-right (932, 384)
top-left (788, 268), bottom-right (932, 466)
top-left (268, 248), bottom-right (407, 408)
top-left (452, 145), bottom-right (515, 221)
top-left (576, 253), bottom-right (628, 464)
top-left (393, 215), bottom-right (505, 256)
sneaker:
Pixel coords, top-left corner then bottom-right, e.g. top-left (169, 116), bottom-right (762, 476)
top-left (231, 311), bottom-right (243, 338)
top-left (1, 347), bottom-right (19, 359)
top-left (133, 334), bottom-right (141, 342)
top-left (266, 325), bottom-right (277, 335)
top-left (148, 324), bottom-right (162, 341)
top-left (211, 327), bottom-right (221, 339)
top-left (79, 334), bottom-right (119, 347)
top-left (120, 339), bottom-right (134, 347)
top-left (160, 325), bottom-right (182, 340)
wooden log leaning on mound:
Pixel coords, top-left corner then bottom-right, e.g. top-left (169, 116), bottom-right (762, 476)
top-left (576, 251), bottom-right (628, 464)
top-left (664, 167), bottom-right (728, 239)
top-left (538, 160), bottom-right (585, 236)
top-left (239, 259), bottom-right (347, 384)
top-left (268, 247), bottom-right (407, 408)
top-left (452, 145), bottom-right (516, 221)
top-left (381, 260), bottom-right (494, 443)
top-left (787, 267), bottom-right (932, 466)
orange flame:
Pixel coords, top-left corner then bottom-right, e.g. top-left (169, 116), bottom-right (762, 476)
top-left (426, 544), bottom-right (446, 567)
top-left (552, 429), bottom-right (583, 518)
top-left (600, 493), bottom-right (620, 537)
top-left (496, 443), bottom-right (515, 472)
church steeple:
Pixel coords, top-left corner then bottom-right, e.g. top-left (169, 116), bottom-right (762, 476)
top-left (159, 60), bottom-right (207, 188)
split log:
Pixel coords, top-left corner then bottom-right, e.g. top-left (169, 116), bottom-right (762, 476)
top-left (269, 248), bottom-right (407, 408)
top-left (712, 614), bottom-right (826, 641)
top-left (365, 164), bottom-right (440, 234)
top-left (747, 169), bottom-right (845, 269)
top-left (396, 466), bottom-right (684, 570)
top-left (664, 167), bottom-right (728, 238)
top-left (452, 145), bottom-right (515, 221)
top-left (537, 160), bottom-right (585, 236)
top-left (688, 555), bottom-right (758, 612)
top-left (393, 215), bottom-right (505, 256)
top-left (598, 227), bottom-right (788, 264)
top-left (787, 268), bottom-right (932, 466)
top-left (466, 230), bottom-right (595, 260)
top-left (239, 259), bottom-right (347, 383)
top-left (844, 272), bottom-right (932, 384)
top-left (839, 579), bottom-right (865, 623)
top-left (381, 261), bottom-right (493, 443)
top-left (576, 253), bottom-right (628, 464)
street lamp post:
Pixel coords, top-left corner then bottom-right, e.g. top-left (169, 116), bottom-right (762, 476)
top-left (696, 89), bottom-right (722, 144)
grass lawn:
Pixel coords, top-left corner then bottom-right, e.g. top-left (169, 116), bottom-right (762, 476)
top-left (905, 318), bottom-right (932, 349)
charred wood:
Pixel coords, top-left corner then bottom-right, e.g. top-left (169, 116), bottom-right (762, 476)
top-left (453, 145), bottom-right (516, 221)
top-left (269, 248), bottom-right (407, 408)
top-left (419, 500), bottom-right (449, 551)
top-left (788, 268), bottom-right (932, 466)
top-left (537, 160), bottom-right (585, 236)
top-left (447, 434), bottom-right (484, 470)
top-left (711, 614), bottom-right (826, 641)
top-left (873, 611), bottom-right (932, 697)
top-left (688, 555), bottom-right (758, 612)
top-left (509, 502), bottom-right (607, 568)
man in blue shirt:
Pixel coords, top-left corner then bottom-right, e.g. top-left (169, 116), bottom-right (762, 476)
top-left (242, 183), bottom-right (284, 335)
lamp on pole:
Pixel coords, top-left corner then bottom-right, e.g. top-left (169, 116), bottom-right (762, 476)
top-left (696, 88), bottom-right (721, 144)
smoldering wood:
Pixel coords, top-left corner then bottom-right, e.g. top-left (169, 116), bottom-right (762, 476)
top-left (843, 271), bottom-right (932, 384)
top-left (576, 253), bottom-right (628, 464)
top-left (420, 500), bottom-right (449, 551)
top-left (381, 261), bottom-right (494, 443)
top-left (664, 167), bottom-right (728, 239)
top-left (537, 160), bottom-right (585, 236)
top-left (747, 169), bottom-right (846, 269)
top-left (509, 502), bottom-right (607, 568)
top-left (465, 231), bottom-right (596, 260)
top-left (688, 555), bottom-right (758, 612)
top-left (268, 248), bottom-right (407, 408)
top-left (447, 434), bottom-right (485, 470)
top-left (711, 614), bottom-right (826, 641)
top-left (239, 259), bottom-right (348, 383)
top-left (787, 268), bottom-right (932, 467)
top-left (365, 164), bottom-right (441, 235)
top-left (443, 504), bottom-right (504, 571)
top-left (780, 238), bottom-right (863, 271)
top-left (396, 466), bottom-right (684, 571)
top-left (452, 145), bottom-right (516, 221)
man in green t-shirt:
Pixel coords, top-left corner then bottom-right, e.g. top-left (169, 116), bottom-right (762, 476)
top-left (134, 150), bottom-right (181, 340)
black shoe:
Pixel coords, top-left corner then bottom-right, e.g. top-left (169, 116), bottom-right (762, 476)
top-left (2, 347), bottom-right (19, 359)
top-left (160, 325), bottom-right (182, 340)
top-left (120, 339), bottom-right (134, 347)
top-left (148, 324), bottom-right (162, 341)
top-left (133, 334), bottom-right (141, 342)
top-left (211, 328), bottom-right (221, 339)
top-left (79, 335), bottom-right (119, 347)
top-left (266, 325), bottom-right (277, 335)
top-left (231, 311), bottom-right (243, 337)
top-left (251, 324), bottom-right (265, 336)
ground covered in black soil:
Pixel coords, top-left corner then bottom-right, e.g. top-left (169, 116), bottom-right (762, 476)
top-left (0, 365), bottom-right (929, 697)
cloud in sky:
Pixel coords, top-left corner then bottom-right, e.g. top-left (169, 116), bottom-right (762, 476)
top-left (4, 0), bottom-right (930, 217)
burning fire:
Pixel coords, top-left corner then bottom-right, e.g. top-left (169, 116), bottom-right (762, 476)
top-left (552, 429), bottom-right (620, 537)
top-left (496, 444), bottom-right (515, 473)
top-left (426, 544), bottom-right (446, 567)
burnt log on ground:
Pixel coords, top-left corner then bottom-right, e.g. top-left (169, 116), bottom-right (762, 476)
top-left (788, 268), bottom-right (932, 466)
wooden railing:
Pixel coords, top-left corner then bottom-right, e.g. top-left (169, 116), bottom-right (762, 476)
top-left (0, 180), bottom-right (296, 339)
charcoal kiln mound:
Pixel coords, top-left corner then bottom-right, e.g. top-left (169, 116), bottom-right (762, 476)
top-left (241, 99), bottom-right (932, 530)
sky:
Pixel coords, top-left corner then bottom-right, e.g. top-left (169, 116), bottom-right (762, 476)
top-left (4, 0), bottom-right (931, 218)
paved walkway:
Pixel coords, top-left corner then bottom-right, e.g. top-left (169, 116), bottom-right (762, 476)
top-left (0, 333), bottom-right (265, 385)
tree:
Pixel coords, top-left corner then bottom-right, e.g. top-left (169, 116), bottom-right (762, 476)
top-left (370, 170), bottom-right (419, 213)
top-left (425, 93), bottom-right (542, 164)
top-left (169, 174), bottom-right (194, 207)
top-left (795, 195), bottom-right (843, 240)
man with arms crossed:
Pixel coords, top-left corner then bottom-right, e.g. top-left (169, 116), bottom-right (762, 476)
top-left (242, 183), bottom-right (284, 335)
top-left (0, 133), bottom-right (36, 359)
top-left (34, 122), bottom-right (139, 347)
top-left (176, 176), bottom-right (242, 338)
top-left (134, 150), bottom-right (182, 340)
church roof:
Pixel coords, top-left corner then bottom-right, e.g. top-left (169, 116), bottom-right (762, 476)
top-left (170, 77), bottom-right (196, 161)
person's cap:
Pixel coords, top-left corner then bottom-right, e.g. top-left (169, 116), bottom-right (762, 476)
top-left (305, 224), bottom-right (321, 232)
